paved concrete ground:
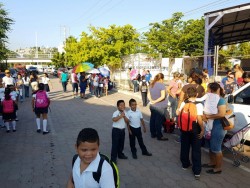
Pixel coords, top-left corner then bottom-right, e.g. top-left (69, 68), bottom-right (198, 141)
top-left (0, 77), bottom-right (250, 188)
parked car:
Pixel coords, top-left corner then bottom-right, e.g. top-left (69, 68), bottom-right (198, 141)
top-left (27, 66), bottom-right (39, 74)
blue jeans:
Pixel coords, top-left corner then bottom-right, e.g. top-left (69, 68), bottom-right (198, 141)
top-left (24, 85), bottom-right (29, 97)
top-left (149, 105), bottom-right (166, 139)
top-left (62, 81), bottom-right (67, 92)
top-left (168, 96), bottom-right (177, 119)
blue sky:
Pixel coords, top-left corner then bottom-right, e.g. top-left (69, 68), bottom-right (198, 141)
top-left (2, 0), bottom-right (249, 50)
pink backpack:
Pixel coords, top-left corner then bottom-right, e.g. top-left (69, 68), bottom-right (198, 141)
top-left (35, 91), bottom-right (49, 108)
top-left (2, 99), bottom-right (15, 113)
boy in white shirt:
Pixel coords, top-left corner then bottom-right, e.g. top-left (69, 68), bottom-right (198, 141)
top-left (67, 128), bottom-right (115, 188)
top-left (111, 100), bottom-right (129, 164)
top-left (127, 98), bottom-right (152, 159)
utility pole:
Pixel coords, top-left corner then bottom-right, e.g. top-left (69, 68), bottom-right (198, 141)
top-left (35, 32), bottom-right (38, 58)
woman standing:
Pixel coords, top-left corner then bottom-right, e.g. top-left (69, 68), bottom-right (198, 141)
top-left (167, 72), bottom-right (180, 122)
top-left (202, 83), bottom-right (226, 174)
top-left (233, 64), bottom-right (244, 87)
top-left (148, 73), bottom-right (168, 141)
top-left (22, 73), bottom-right (30, 98)
top-left (224, 72), bottom-right (237, 94)
top-left (79, 72), bottom-right (88, 99)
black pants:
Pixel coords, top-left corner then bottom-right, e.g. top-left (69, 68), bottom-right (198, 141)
top-left (129, 126), bottom-right (148, 154)
top-left (180, 123), bottom-right (202, 175)
top-left (141, 92), bottom-right (147, 107)
top-left (111, 128), bottom-right (125, 161)
top-left (62, 81), bottom-right (67, 92)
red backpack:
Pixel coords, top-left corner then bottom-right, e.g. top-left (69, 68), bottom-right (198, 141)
top-left (2, 99), bottom-right (15, 113)
top-left (178, 101), bottom-right (198, 131)
top-left (35, 91), bottom-right (49, 108)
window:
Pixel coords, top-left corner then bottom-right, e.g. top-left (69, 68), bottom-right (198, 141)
top-left (234, 85), bottom-right (250, 105)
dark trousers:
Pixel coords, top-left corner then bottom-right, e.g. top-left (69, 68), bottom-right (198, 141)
top-left (133, 80), bottom-right (139, 93)
top-left (24, 85), bottom-right (29, 97)
top-left (180, 123), bottom-right (202, 175)
top-left (62, 81), bottom-right (67, 92)
top-left (149, 105), bottom-right (166, 139)
top-left (129, 126), bottom-right (148, 154)
top-left (111, 128), bottom-right (125, 161)
top-left (94, 86), bottom-right (99, 97)
top-left (141, 92), bottom-right (147, 106)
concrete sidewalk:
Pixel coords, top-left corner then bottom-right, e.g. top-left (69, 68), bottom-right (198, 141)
top-left (0, 78), bottom-right (249, 188)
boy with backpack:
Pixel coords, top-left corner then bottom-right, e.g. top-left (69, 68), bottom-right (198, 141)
top-left (67, 128), bottom-right (116, 188)
top-left (32, 83), bottom-right (50, 134)
top-left (1, 88), bottom-right (17, 133)
top-left (111, 100), bottom-right (129, 164)
top-left (127, 98), bottom-right (152, 159)
top-left (177, 87), bottom-right (204, 180)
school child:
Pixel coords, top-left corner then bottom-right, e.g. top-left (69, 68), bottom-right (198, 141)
top-left (140, 76), bottom-right (148, 107)
top-left (67, 128), bottom-right (115, 188)
top-left (127, 98), bottom-right (152, 159)
top-left (8, 85), bottom-right (18, 121)
top-left (177, 87), bottom-right (204, 180)
top-left (111, 100), bottom-right (129, 163)
top-left (1, 88), bottom-right (17, 133)
top-left (32, 83), bottom-right (50, 134)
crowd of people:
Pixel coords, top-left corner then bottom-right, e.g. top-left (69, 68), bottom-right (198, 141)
top-left (0, 69), bottom-right (52, 134)
top-left (60, 70), bottom-right (114, 99)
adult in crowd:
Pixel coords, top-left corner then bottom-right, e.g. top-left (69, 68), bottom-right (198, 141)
top-left (71, 71), bottom-right (79, 98)
top-left (30, 72), bottom-right (39, 92)
top-left (167, 72), bottom-right (180, 122)
top-left (148, 73), bottom-right (168, 141)
top-left (41, 73), bottom-right (52, 92)
top-left (203, 68), bottom-right (209, 80)
top-left (221, 70), bottom-right (233, 86)
top-left (60, 69), bottom-right (68, 92)
top-left (22, 73), bottom-right (30, 98)
top-left (233, 64), bottom-right (244, 87)
top-left (133, 74), bottom-right (141, 93)
top-left (202, 82), bottom-right (226, 174)
top-left (2, 69), bottom-right (15, 88)
top-left (177, 72), bottom-right (205, 110)
top-left (79, 72), bottom-right (88, 99)
top-left (145, 70), bottom-right (152, 84)
top-left (242, 72), bottom-right (250, 84)
top-left (224, 72), bottom-right (237, 94)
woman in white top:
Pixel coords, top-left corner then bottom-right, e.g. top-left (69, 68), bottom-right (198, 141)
top-left (41, 73), bottom-right (52, 92)
top-left (22, 73), bottom-right (30, 98)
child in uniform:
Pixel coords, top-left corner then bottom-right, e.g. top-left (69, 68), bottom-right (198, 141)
top-left (67, 128), bottom-right (115, 188)
top-left (111, 100), bottom-right (129, 163)
top-left (127, 98), bottom-right (152, 159)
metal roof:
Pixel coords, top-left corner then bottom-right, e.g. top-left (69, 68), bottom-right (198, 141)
top-left (204, 3), bottom-right (250, 46)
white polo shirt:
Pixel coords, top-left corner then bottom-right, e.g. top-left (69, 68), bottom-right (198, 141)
top-left (112, 110), bottom-right (128, 129)
top-left (127, 109), bottom-right (143, 128)
top-left (2, 76), bottom-right (15, 87)
top-left (72, 153), bottom-right (115, 188)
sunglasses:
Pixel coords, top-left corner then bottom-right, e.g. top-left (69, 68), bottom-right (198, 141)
top-left (228, 76), bottom-right (234, 79)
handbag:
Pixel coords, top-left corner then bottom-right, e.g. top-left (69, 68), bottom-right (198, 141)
top-left (220, 107), bottom-right (235, 130)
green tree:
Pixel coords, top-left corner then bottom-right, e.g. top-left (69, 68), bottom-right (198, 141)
top-left (143, 12), bottom-right (184, 58)
top-left (0, 3), bottom-right (14, 61)
top-left (238, 42), bottom-right (250, 58)
top-left (179, 18), bottom-right (205, 56)
top-left (51, 52), bottom-right (66, 68)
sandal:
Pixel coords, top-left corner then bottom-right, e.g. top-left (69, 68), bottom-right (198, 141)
top-left (202, 164), bottom-right (216, 168)
top-left (206, 169), bottom-right (222, 174)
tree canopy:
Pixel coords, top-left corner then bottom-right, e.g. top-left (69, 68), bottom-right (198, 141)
top-left (0, 3), bottom-right (14, 61)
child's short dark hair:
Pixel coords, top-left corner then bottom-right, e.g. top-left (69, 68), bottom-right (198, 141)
top-left (187, 87), bottom-right (197, 98)
top-left (117, 100), bottom-right (125, 107)
top-left (208, 82), bottom-right (220, 93)
top-left (38, 83), bottom-right (45, 90)
top-left (76, 128), bottom-right (99, 147)
top-left (194, 77), bottom-right (202, 85)
top-left (129, 98), bottom-right (136, 105)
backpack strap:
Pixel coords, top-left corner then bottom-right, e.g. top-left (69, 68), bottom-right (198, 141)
top-left (92, 157), bottom-right (104, 183)
top-left (72, 154), bottom-right (78, 167)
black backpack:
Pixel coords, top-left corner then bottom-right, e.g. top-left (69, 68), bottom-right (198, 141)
top-left (72, 153), bottom-right (119, 188)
